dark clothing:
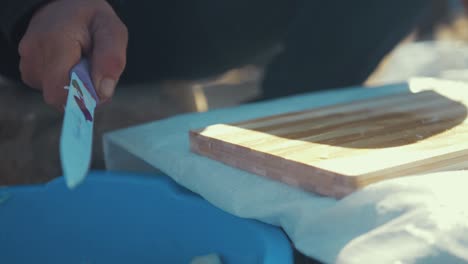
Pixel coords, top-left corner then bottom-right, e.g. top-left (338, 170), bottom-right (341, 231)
top-left (1, 1), bottom-right (431, 100)
top-left (0, 0), bottom-right (44, 46)
top-left (0, 0), bottom-right (46, 82)
top-left (260, 0), bottom-right (430, 100)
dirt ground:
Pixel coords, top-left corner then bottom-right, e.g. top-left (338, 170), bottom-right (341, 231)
top-left (1, 9), bottom-right (467, 187)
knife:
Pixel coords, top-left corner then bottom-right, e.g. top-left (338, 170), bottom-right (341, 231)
top-left (60, 59), bottom-right (99, 189)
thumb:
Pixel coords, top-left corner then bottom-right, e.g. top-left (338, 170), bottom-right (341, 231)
top-left (89, 12), bottom-right (128, 102)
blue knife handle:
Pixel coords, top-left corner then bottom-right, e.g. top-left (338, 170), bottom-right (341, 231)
top-left (71, 59), bottom-right (100, 103)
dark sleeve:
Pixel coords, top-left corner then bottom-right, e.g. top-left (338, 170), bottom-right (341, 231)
top-left (0, 0), bottom-right (124, 49)
top-left (0, 0), bottom-right (50, 48)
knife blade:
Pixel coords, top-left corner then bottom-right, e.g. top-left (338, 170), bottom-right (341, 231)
top-left (60, 59), bottom-right (99, 189)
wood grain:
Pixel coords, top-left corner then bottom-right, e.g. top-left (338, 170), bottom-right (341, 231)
top-left (190, 85), bottom-right (468, 198)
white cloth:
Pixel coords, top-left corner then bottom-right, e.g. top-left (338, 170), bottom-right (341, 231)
top-left (104, 81), bottom-right (468, 263)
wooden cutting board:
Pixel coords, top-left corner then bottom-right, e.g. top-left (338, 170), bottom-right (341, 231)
top-left (189, 84), bottom-right (468, 198)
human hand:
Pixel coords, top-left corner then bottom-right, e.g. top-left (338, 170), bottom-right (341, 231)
top-left (18, 0), bottom-right (128, 110)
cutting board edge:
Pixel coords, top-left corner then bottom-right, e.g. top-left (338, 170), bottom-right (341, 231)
top-left (189, 131), bottom-right (359, 199)
top-left (355, 148), bottom-right (468, 186)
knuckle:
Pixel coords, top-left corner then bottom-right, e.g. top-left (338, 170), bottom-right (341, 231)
top-left (19, 60), bottom-right (28, 79)
top-left (114, 54), bottom-right (127, 71)
top-left (19, 61), bottom-right (37, 89)
top-left (19, 31), bottom-right (59, 58)
top-left (18, 37), bottom-right (33, 58)
top-left (102, 53), bottom-right (126, 74)
top-left (41, 30), bottom-right (63, 41)
top-left (102, 11), bottom-right (128, 40)
top-left (119, 22), bottom-right (128, 39)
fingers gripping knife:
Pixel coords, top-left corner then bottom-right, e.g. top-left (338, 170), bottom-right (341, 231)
top-left (60, 59), bottom-right (99, 189)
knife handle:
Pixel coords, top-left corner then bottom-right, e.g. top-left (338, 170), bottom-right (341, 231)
top-left (70, 59), bottom-right (100, 103)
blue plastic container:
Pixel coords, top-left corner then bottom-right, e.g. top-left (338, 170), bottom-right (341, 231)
top-left (0, 171), bottom-right (292, 264)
